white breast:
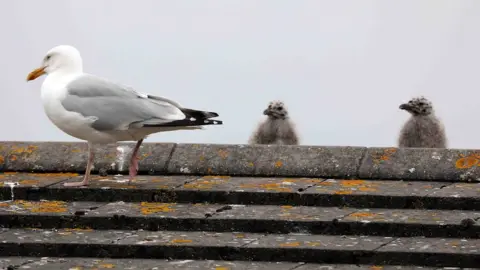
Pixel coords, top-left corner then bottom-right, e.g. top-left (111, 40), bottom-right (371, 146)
top-left (40, 73), bottom-right (116, 143)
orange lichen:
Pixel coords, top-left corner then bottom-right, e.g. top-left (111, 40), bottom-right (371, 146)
top-left (70, 148), bottom-right (82, 153)
top-left (0, 202), bottom-right (9, 207)
top-left (455, 153), bottom-right (480, 169)
top-left (358, 187), bottom-right (377, 192)
top-left (10, 145), bottom-right (38, 155)
top-left (372, 148), bottom-right (397, 164)
top-left (239, 183), bottom-right (292, 192)
top-left (183, 176), bottom-right (229, 189)
top-left (27, 173), bottom-right (79, 178)
top-left (306, 241), bottom-right (321, 247)
top-left (14, 200), bottom-right (68, 213)
top-left (171, 239), bottom-right (193, 244)
top-left (234, 233), bottom-right (245, 238)
top-left (340, 180), bottom-right (365, 187)
top-left (215, 267), bottom-right (230, 270)
top-left (349, 212), bottom-right (376, 218)
top-left (0, 156), bottom-right (4, 164)
top-left (18, 180), bottom-right (40, 185)
top-left (140, 202), bottom-right (175, 215)
top-left (279, 241), bottom-right (301, 247)
top-left (334, 191), bottom-right (353, 195)
top-left (64, 228), bottom-right (93, 232)
top-left (98, 263), bottom-right (116, 269)
top-left (217, 149), bottom-right (229, 159)
top-left (274, 161), bottom-right (283, 168)
top-left (371, 267), bottom-right (384, 270)
top-left (10, 155), bottom-right (17, 161)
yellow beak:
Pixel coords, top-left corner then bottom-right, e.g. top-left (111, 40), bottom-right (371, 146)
top-left (26, 67), bottom-right (46, 81)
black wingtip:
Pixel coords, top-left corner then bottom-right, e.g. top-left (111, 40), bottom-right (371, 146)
top-left (143, 118), bottom-right (223, 128)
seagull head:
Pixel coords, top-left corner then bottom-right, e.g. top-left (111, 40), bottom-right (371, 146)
top-left (399, 96), bottom-right (433, 116)
top-left (27, 45), bottom-right (83, 81)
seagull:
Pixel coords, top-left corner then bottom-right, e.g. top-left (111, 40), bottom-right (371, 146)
top-left (248, 100), bottom-right (299, 145)
top-left (26, 45), bottom-right (223, 187)
top-left (398, 96), bottom-right (447, 148)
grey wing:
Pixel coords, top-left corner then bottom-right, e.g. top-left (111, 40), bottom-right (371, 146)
top-left (61, 74), bottom-right (186, 131)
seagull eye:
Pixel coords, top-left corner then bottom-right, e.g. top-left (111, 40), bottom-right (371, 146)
top-left (45, 55), bottom-right (51, 61)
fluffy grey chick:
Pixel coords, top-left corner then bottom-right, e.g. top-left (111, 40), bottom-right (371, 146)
top-left (248, 100), bottom-right (299, 145)
top-left (398, 96), bottom-right (447, 148)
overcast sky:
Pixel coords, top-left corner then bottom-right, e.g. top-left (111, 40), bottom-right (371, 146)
top-left (2, 0), bottom-right (480, 148)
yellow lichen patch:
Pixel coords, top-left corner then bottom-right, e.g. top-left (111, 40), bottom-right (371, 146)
top-left (64, 228), bottom-right (93, 232)
top-left (183, 176), bottom-right (229, 189)
top-left (98, 263), bottom-right (116, 268)
top-left (372, 148), bottom-right (397, 164)
top-left (19, 180), bottom-right (40, 185)
top-left (171, 239), bottom-right (193, 244)
top-left (306, 241), bottom-right (321, 247)
top-left (334, 191), bottom-right (352, 195)
top-left (455, 153), bottom-right (480, 169)
top-left (239, 183), bottom-right (292, 192)
top-left (27, 172), bottom-right (79, 178)
top-left (248, 162), bottom-right (254, 167)
top-left (358, 187), bottom-right (377, 192)
top-left (279, 241), bottom-right (301, 247)
top-left (340, 180), bottom-right (365, 187)
top-left (349, 212), bottom-right (376, 218)
top-left (217, 149), bottom-right (229, 159)
top-left (234, 233), bottom-right (245, 238)
top-left (70, 148), bottom-right (83, 153)
top-left (215, 267), bottom-right (230, 270)
top-left (199, 155), bottom-right (205, 161)
top-left (10, 145), bottom-right (38, 155)
top-left (15, 200), bottom-right (68, 213)
top-left (274, 161), bottom-right (283, 168)
top-left (140, 202), bottom-right (175, 215)
top-left (281, 205), bottom-right (293, 209)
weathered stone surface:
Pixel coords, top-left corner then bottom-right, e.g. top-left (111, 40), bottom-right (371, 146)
top-left (4, 257), bottom-right (304, 270)
top-left (45, 175), bottom-right (199, 202)
top-left (178, 176), bottom-right (323, 193)
top-left (247, 233), bottom-right (392, 250)
top-left (0, 228), bottom-right (479, 267)
top-left (1, 201), bottom-right (478, 237)
top-left (374, 237), bottom-right (480, 267)
top-left (0, 257), bottom-right (36, 269)
top-left (0, 142), bottom-right (176, 175)
top-left (0, 142), bottom-right (71, 172)
top-left (0, 172), bottom-right (78, 200)
top-left (0, 200), bottom-right (105, 216)
top-left (359, 147), bottom-right (480, 181)
top-left (167, 144), bottom-right (366, 178)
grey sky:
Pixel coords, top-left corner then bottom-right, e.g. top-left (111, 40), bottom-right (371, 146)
top-left (2, 0), bottom-right (480, 148)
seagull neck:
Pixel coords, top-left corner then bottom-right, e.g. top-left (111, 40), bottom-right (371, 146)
top-left (49, 66), bottom-right (82, 78)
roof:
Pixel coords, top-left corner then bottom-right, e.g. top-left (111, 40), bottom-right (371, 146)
top-left (0, 141), bottom-right (479, 269)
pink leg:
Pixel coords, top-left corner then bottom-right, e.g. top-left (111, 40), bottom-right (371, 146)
top-left (64, 142), bottom-right (94, 187)
top-left (128, 139), bottom-right (144, 184)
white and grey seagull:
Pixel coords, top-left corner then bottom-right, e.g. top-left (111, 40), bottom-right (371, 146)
top-left (27, 45), bottom-right (222, 187)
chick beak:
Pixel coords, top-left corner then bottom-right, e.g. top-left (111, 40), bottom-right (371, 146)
top-left (263, 109), bottom-right (269, 115)
top-left (399, 103), bottom-right (410, 110)
top-left (26, 66), bottom-right (46, 81)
